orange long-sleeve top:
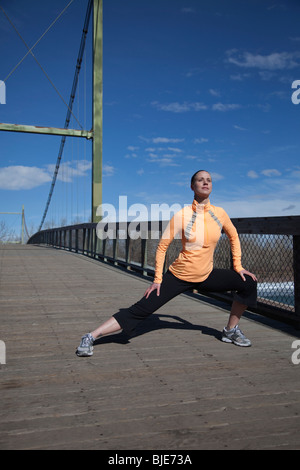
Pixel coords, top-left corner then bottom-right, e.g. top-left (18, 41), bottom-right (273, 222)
top-left (154, 199), bottom-right (244, 284)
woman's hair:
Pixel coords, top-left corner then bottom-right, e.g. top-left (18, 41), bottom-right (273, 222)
top-left (191, 170), bottom-right (211, 185)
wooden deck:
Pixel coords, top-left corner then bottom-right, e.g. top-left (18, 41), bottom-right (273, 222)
top-left (0, 245), bottom-right (300, 450)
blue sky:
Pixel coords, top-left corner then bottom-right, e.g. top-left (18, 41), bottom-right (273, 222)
top-left (1, 0), bottom-right (300, 236)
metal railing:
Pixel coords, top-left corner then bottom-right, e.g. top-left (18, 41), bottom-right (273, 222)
top-left (28, 215), bottom-right (300, 329)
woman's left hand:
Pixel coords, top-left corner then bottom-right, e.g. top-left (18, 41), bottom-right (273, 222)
top-left (239, 269), bottom-right (258, 282)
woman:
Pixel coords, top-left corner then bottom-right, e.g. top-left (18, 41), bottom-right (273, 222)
top-left (76, 170), bottom-right (257, 357)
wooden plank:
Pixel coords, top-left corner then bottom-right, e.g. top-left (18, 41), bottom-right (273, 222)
top-left (0, 245), bottom-right (300, 450)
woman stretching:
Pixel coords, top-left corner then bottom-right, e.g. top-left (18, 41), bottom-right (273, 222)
top-left (76, 170), bottom-right (257, 357)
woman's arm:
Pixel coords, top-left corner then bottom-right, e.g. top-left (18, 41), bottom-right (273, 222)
top-left (144, 211), bottom-right (183, 297)
top-left (222, 210), bottom-right (257, 282)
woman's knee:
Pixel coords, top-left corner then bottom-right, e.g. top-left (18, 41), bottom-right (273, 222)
top-left (244, 275), bottom-right (257, 293)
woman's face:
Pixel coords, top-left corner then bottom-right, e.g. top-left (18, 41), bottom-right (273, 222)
top-left (191, 171), bottom-right (212, 199)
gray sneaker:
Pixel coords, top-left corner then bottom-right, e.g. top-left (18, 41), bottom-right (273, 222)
top-left (76, 333), bottom-right (94, 357)
top-left (221, 325), bottom-right (251, 347)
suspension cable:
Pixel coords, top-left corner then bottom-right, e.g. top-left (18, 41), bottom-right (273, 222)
top-left (38, 0), bottom-right (93, 231)
top-left (1, 0), bottom-right (74, 83)
top-left (0, 1), bottom-right (83, 128)
top-left (23, 213), bottom-right (30, 240)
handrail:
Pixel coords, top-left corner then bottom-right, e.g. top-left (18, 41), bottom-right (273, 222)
top-left (28, 215), bottom-right (300, 329)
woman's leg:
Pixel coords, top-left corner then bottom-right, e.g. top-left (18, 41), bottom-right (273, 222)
top-left (227, 300), bottom-right (248, 329)
top-left (91, 316), bottom-right (122, 340)
top-left (199, 268), bottom-right (257, 316)
top-left (112, 270), bottom-right (192, 335)
top-left (77, 271), bottom-right (192, 356)
top-left (86, 271), bottom-right (193, 340)
top-left (198, 269), bottom-right (257, 346)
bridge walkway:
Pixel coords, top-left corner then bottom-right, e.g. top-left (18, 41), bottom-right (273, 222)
top-left (0, 245), bottom-right (299, 450)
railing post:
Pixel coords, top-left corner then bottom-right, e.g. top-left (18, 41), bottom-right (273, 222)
top-left (75, 229), bottom-right (79, 253)
top-left (87, 228), bottom-right (91, 255)
top-left (141, 238), bottom-right (148, 276)
top-left (96, 235), bottom-right (103, 259)
top-left (126, 233), bottom-right (131, 270)
top-left (293, 235), bottom-right (300, 328)
top-left (113, 237), bottom-right (118, 266)
top-left (93, 228), bottom-right (96, 257)
top-left (102, 238), bottom-right (107, 261)
top-left (82, 228), bottom-right (86, 254)
top-left (63, 229), bottom-right (67, 250)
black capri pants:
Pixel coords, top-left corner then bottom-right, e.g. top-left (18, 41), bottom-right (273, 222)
top-left (114, 269), bottom-right (257, 335)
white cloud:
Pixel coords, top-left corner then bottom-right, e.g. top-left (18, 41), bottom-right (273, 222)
top-left (247, 169), bottom-right (282, 179)
top-left (103, 164), bottom-right (115, 176)
top-left (152, 100), bottom-right (241, 113)
top-left (258, 71), bottom-right (276, 81)
top-left (0, 160), bottom-right (93, 191)
top-left (210, 172), bottom-right (224, 182)
top-left (226, 50), bottom-right (300, 70)
top-left (139, 136), bottom-right (184, 143)
top-left (217, 169), bottom-right (300, 217)
top-left (209, 88), bottom-right (220, 97)
top-left (261, 169), bottom-right (282, 177)
top-left (194, 138), bottom-right (209, 144)
top-left (212, 102), bottom-right (241, 111)
top-left (247, 170), bottom-right (259, 179)
top-left (47, 160), bottom-right (92, 183)
top-left (167, 147), bottom-right (183, 153)
top-left (147, 157), bottom-right (180, 167)
top-left (125, 152), bottom-right (138, 159)
top-left (146, 149), bottom-right (181, 167)
top-left (181, 8), bottom-right (195, 13)
top-left (76, 160), bottom-right (92, 175)
top-left (221, 198), bottom-right (300, 218)
top-left (0, 165), bottom-right (51, 190)
top-left (230, 73), bottom-right (251, 81)
top-left (152, 137), bottom-right (184, 144)
top-left (151, 101), bottom-right (208, 113)
top-left (127, 146), bottom-right (139, 151)
top-left (145, 146), bottom-right (183, 153)
top-left (139, 136), bottom-right (185, 144)
top-left (184, 67), bottom-right (202, 78)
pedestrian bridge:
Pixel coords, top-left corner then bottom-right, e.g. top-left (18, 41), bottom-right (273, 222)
top-left (0, 244), bottom-right (300, 450)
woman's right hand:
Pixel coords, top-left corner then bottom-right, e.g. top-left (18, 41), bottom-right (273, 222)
top-left (144, 282), bottom-right (161, 299)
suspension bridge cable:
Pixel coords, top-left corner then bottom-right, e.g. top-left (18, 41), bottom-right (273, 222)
top-left (0, 1), bottom-right (82, 129)
top-left (1, 0), bottom-right (74, 84)
top-left (38, 0), bottom-right (93, 232)
top-left (23, 213), bottom-right (30, 240)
